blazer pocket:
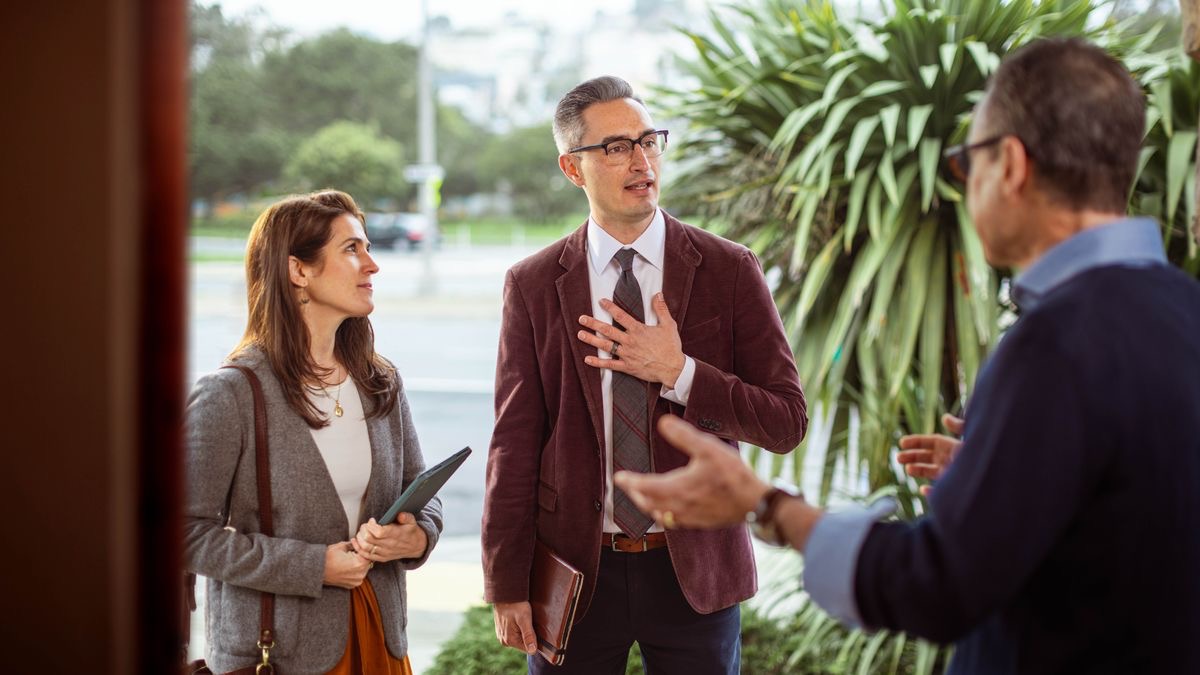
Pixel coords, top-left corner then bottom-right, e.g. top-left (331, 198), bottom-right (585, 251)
top-left (680, 315), bottom-right (723, 362)
top-left (537, 482), bottom-right (557, 513)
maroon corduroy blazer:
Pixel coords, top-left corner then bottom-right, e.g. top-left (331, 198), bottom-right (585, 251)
top-left (482, 212), bottom-right (807, 619)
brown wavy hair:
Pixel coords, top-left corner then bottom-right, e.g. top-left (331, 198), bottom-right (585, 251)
top-left (231, 189), bottom-right (397, 428)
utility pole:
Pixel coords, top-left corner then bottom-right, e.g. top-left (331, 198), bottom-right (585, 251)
top-left (416, 0), bottom-right (441, 295)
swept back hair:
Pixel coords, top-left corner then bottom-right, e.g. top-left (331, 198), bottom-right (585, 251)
top-left (552, 75), bottom-right (643, 153)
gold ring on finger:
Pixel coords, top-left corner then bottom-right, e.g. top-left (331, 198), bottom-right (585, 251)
top-left (611, 343), bottom-right (620, 358)
top-left (663, 510), bottom-right (677, 529)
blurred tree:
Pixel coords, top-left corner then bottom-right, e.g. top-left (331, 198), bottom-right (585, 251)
top-left (260, 28), bottom-right (418, 141)
top-left (189, 2), bottom-right (289, 214)
top-left (476, 123), bottom-right (586, 222)
top-left (189, 10), bottom-right (491, 209)
top-left (282, 121), bottom-right (406, 208)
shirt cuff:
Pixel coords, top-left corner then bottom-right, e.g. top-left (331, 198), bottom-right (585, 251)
top-left (802, 498), bottom-right (897, 630)
top-left (659, 356), bottom-right (696, 405)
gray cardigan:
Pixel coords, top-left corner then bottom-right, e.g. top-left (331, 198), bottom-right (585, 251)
top-left (183, 349), bottom-right (442, 673)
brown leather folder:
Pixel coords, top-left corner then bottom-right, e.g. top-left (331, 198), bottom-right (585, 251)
top-left (529, 539), bottom-right (584, 666)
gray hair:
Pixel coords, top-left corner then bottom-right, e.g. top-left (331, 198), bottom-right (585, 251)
top-left (552, 76), bottom-right (644, 153)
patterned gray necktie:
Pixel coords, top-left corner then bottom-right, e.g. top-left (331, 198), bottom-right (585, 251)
top-left (610, 248), bottom-right (654, 537)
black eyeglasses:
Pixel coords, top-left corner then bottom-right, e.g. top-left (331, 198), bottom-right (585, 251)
top-left (569, 130), bottom-right (669, 165)
top-left (944, 135), bottom-right (1007, 182)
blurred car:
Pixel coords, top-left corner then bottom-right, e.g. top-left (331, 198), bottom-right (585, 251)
top-left (399, 213), bottom-right (441, 251)
top-left (365, 212), bottom-right (440, 251)
top-left (364, 212), bottom-right (408, 250)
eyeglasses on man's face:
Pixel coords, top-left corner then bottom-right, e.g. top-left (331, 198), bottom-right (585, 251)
top-left (569, 130), bottom-right (669, 165)
top-left (944, 134), bottom-right (1007, 182)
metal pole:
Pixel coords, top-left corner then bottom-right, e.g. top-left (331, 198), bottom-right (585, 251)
top-left (418, 0), bottom-right (438, 294)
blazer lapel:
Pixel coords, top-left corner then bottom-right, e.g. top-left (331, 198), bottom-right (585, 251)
top-left (557, 223), bottom-right (607, 459)
top-left (662, 212), bottom-right (702, 329)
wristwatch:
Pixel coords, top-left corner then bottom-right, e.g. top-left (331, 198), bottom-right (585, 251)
top-left (747, 480), bottom-right (803, 547)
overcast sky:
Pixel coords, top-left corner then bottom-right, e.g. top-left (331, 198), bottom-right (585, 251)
top-left (212, 0), bottom-right (649, 41)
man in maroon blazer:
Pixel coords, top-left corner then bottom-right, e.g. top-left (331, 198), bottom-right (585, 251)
top-left (482, 75), bottom-right (808, 674)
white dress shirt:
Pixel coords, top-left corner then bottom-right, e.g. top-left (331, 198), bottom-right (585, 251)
top-left (586, 209), bottom-right (697, 533)
top-left (307, 375), bottom-right (372, 538)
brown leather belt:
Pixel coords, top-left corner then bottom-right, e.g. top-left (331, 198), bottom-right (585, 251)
top-left (602, 531), bottom-right (668, 553)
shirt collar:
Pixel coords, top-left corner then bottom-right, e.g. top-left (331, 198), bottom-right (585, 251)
top-left (1012, 217), bottom-right (1166, 312)
top-left (586, 209), bottom-right (666, 275)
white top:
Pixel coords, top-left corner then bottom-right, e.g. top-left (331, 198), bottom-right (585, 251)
top-left (586, 208), bottom-right (697, 533)
top-left (307, 374), bottom-right (373, 538)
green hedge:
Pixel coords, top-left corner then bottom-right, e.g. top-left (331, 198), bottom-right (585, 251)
top-left (426, 603), bottom-right (813, 674)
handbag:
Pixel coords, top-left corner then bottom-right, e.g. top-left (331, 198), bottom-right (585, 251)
top-left (182, 365), bottom-right (279, 674)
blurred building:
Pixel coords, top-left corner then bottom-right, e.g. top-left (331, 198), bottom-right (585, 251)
top-left (429, 0), bottom-right (704, 133)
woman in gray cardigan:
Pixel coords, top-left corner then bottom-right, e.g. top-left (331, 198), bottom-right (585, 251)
top-left (184, 190), bottom-right (442, 674)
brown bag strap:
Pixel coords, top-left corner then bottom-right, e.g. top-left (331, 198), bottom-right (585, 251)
top-left (222, 365), bottom-right (277, 670)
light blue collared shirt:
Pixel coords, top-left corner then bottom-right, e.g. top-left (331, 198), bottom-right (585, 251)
top-left (1011, 217), bottom-right (1166, 312)
top-left (802, 216), bottom-right (1167, 630)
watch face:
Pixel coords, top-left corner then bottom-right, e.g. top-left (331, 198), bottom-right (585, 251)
top-left (750, 519), bottom-right (787, 547)
top-left (749, 484), bottom-right (803, 547)
top-left (749, 487), bottom-right (788, 546)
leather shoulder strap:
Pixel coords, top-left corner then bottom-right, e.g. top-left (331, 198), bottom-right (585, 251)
top-left (220, 365), bottom-right (277, 661)
top-left (223, 365), bottom-right (273, 537)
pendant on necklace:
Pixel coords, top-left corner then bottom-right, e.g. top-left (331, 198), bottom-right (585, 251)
top-left (334, 402), bottom-right (344, 418)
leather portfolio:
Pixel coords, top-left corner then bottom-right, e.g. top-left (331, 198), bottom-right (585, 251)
top-left (529, 539), bottom-right (584, 666)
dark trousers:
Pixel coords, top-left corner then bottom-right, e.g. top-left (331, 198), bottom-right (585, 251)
top-left (528, 546), bottom-right (741, 675)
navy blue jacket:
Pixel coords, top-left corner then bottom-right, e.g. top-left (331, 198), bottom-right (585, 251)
top-left (855, 263), bottom-right (1200, 674)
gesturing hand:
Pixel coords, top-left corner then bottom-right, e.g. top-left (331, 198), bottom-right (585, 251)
top-left (897, 413), bottom-right (965, 496)
top-left (615, 415), bottom-right (769, 528)
top-left (352, 514), bottom-right (428, 564)
top-left (577, 293), bottom-right (686, 387)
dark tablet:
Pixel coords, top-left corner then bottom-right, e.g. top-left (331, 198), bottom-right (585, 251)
top-left (380, 446), bottom-right (472, 524)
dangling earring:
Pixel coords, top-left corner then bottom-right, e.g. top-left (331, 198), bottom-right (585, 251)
top-left (299, 289), bottom-right (310, 304)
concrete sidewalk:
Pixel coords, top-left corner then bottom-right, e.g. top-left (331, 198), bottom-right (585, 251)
top-left (406, 535), bottom-right (485, 673)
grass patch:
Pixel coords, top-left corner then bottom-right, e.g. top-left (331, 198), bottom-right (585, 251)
top-left (192, 210), bottom-right (257, 239)
top-left (189, 251), bottom-right (245, 264)
top-left (440, 215), bottom-right (583, 246)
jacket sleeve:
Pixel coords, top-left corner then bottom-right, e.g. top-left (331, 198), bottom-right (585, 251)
top-left (850, 333), bottom-right (1094, 642)
top-left (395, 383), bottom-right (443, 570)
top-left (682, 248), bottom-right (808, 453)
top-left (481, 269), bottom-right (545, 603)
top-left (182, 371), bottom-right (327, 598)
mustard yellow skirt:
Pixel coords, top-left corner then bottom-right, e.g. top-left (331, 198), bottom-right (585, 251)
top-left (326, 578), bottom-right (413, 675)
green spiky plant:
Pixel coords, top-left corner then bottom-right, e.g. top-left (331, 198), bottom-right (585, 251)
top-left (658, 1), bottom-right (1184, 672)
top-left (1135, 55), bottom-right (1200, 274)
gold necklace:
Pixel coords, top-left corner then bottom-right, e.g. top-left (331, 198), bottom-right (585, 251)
top-left (320, 370), bottom-right (345, 418)
top-left (330, 378), bottom-right (344, 418)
